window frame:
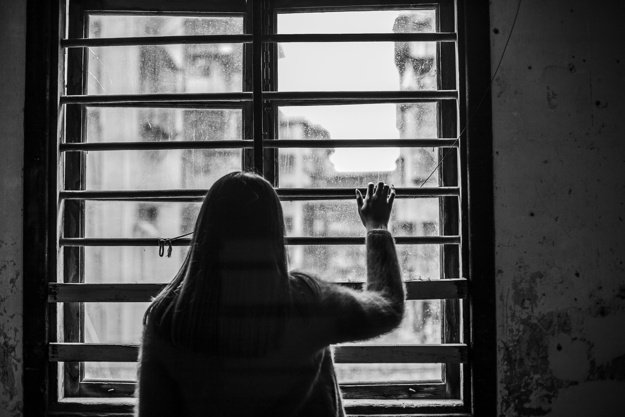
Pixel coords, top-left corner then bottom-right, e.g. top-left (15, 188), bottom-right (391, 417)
top-left (24, 0), bottom-right (496, 416)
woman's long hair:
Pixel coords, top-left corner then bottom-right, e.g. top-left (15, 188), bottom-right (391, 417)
top-left (144, 172), bottom-right (290, 356)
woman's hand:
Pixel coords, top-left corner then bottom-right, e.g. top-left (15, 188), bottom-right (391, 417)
top-left (355, 181), bottom-right (396, 231)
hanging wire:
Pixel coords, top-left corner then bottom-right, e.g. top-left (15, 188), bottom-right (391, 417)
top-left (158, 231), bottom-right (193, 257)
top-left (156, 0), bottom-right (523, 256)
top-left (419, 0), bottom-right (523, 187)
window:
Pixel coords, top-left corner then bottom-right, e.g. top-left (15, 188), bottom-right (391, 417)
top-left (24, 0), bottom-right (496, 415)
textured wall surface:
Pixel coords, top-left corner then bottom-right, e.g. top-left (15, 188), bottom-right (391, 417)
top-left (491, 1), bottom-right (625, 416)
top-left (0, 1), bottom-right (25, 416)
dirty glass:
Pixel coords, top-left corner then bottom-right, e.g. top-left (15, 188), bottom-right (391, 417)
top-left (287, 244), bottom-right (442, 281)
top-left (88, 15), bottom-right (244, 37)
top-left (278, 42), bottom-right (437, 91)
top-left (85, 149), bottom-right (241, 190)
top-left (277, 9), bottom-right (436, 34)
top-left (281, 199), bottom-right (440, 237)
top-left (84, 107), bottom-right (243, 142)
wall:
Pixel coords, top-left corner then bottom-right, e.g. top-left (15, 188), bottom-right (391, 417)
top-left (491, 0), bottom-right (625, 416)
top-left (0, 0), bottom-right (25, 416)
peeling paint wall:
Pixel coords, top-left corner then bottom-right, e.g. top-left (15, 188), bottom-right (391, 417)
top-left (0, 1), bottom-right (25, 416)
top-left (491, 1), bottom-right (625, 416)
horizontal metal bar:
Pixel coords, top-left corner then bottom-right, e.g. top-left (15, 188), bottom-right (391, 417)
top-left (60, 93), bottom-right (252, 105)
top-left (60, 140), bottom-right (252, 152)
top-left (62, 34), bottom-right (253, 48)
top-left (264, 139), bottom-right (459, 148)
top-left (265, 90), bottom-right (458, 104)
top-left (59, 138), bottom-right (459, 152)
top-left (48, 279), bottom-right (467, 302)
top-left (266, 32), bottom-right (457, 43)
top-left (61, 32), bottom-right (457, 48)
top-left (59, 187), bottom-right (460, 201)
top-left (49, 343), bottom-right (467, 363)
top-left (59, 236), bottom-right (460, 247)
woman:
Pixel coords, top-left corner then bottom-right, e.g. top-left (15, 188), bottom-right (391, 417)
top-left (137, 171), bottom-right (404, 417)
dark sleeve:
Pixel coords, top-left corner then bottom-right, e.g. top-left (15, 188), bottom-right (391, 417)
top-left (292, 229), bottom-right (405, 347)
top-left (135, 327), bottom-right (182, 417)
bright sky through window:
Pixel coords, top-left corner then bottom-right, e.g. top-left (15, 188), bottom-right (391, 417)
top-left (278, 12), bottom-right (415, 172)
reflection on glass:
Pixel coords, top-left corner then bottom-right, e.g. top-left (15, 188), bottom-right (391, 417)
top-left (282, 199), bottom-right (439, 237)
top-left (278, 42), bottom-right (436, 91)
top-left (85, 149), bottom-right (241, 190)
top-left (278, 10), bottom-right (436, 34)
top-left (288, 245), bottom-right (441, 281)
top-left (88, 15), bottom-right (244, 38)
top-left (85, 107), bottom-right (242, 142)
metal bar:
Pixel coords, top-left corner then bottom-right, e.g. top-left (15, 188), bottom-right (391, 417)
top-left (49, 343), bottom-right (468, 363)
top-left (265, 90), bottom-right (458, 104)
top-left (59, 138), bottom-right (459, 152)
top-left (59, 187), bottom-right (460, 201)
top-left (62, 34), bottom-right (253, 48)
top-left (59, 235), bottom-right (460, 247)
top-left (266, 32), bottom-right (457, 43)
top-left (60, 140), bottom-right (253, 152)
top-left (264, 139), bottom-right (459, 148)
top-left (60, 93), bottom-right (252, 105)
top-left (48, 279), bottom-right (467, 302)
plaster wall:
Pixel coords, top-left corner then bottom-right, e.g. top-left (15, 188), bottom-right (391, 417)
top-left (491, 1), bottom-right (625, 416)
top-left (0, 0), bottom-right (26, 416)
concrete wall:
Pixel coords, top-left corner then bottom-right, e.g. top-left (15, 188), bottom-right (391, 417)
top-left (491, 0), bottom-right (625, 416)
top-left (0, 0), bottom-right (624, 416)
top-left (0, 0), bottom-right (25, 416)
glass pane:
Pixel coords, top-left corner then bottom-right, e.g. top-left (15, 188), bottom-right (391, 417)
top-left (85, 149), bottom-right (242, 189)
top-left (83, 362), bottom-right (442, 383)
top-left (288, 245), bottom-right (442, 281)
top-left (279, 103), bottom-right (438, 139)
top-left (279, 147), bottom-right (439, 188)
top-left (282, 199), bottom-right (440, 237)
top-left (85, 107), bottom-right (243, 142)
top-left (88, 15), bottom-right (244, 38)
top-left (85, 303), bottom-right (149, 344)
top-left (83, 246), bottom-right (187, 283)
top-left (278, 42), bottom-right (437, 91)
top-left (85, 202), bottom-right (199, 238)
top-left (336, 364), bottom-right (442, 384)
top-left (86, 43), bottom-right (243, 94)
top-left (278, 10), bottom-right (436, 34)
top-left (84, 362), bottom-right (137, 381)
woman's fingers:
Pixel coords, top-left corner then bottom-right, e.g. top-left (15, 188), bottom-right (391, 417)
top-left (366, 182), bottom-right (375, 199)
top-left (388, 186), bottom-right (396, 207)
top-left (374, 181), bottom-right (385, 198)
top-left (355, 189), bottom-right (364, 209)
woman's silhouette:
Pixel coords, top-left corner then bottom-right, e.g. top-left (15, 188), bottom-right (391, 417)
top-left (137, 171), bottom-right (404, 417)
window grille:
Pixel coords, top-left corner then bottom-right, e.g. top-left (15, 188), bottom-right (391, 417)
top-left (42, 0), bottom-right (486, 415)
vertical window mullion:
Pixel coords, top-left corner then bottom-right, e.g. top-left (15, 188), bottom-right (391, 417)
top-left (61, 1), bottom-right (88, 398)
top-left (243, 4), bottom-right (255, 172)
top-left (263, 0), bottom-right (278, 186)
top-left (252, 0), bottom-right (265, 174)
top-left (438, 0), bottom-right (462, 400)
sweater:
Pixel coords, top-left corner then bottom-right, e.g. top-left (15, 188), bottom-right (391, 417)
top-left (136, 229), bottom-right (404, 417)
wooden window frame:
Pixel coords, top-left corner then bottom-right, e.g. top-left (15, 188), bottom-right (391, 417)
top-left (24, 0), bottom-right (496, 415)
